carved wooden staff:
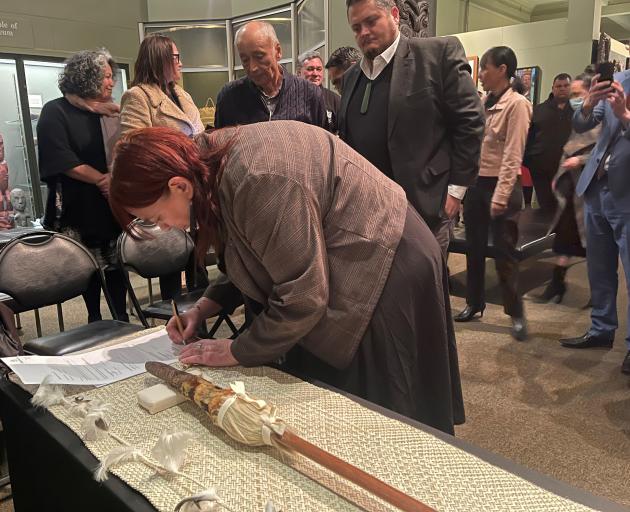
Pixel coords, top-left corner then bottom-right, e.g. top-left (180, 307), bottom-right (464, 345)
top-left (145, 362), bottom-right (435, 512)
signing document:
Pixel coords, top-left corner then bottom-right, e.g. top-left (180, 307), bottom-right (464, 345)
top-left (1, 329), bottom-right (180, 385)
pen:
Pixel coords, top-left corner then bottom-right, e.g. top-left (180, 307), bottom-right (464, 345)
top-left (171, 299), bottom-right (186, 343)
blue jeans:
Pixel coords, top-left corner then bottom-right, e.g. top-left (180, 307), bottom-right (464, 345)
top-left (584, 175), bottom-right (630, 348)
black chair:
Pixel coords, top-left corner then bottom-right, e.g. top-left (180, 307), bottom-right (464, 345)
top-left (0, 231), bottom-right (143, 356)
top-left (117, 222), bottom-right (239, 337)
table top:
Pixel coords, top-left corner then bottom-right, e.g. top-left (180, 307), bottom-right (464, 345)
top-left (0, 373), bottom-right (626, 512)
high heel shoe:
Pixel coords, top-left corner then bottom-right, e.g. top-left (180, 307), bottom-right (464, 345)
top-left (454, 304), bottom-right (485, 322)
top-left (533, 265), bottom-right (567, 304)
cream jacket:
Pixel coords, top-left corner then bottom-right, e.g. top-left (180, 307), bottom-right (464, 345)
top-left (479, 87), bottom-right (532, 205)
top-left (119, 83), bottom-right (204, 138)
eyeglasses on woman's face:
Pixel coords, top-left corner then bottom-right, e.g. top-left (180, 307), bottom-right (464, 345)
top-left (172, 53), bottom-right (181, 63)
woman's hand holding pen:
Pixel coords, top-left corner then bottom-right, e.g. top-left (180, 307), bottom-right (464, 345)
top-left (166, 306), bottom-right (202, 344)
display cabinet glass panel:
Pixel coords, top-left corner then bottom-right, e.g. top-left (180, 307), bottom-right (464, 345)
top-left (298, 0), bottom-right (325, 55)
top-left (0, 58), bottom-right (34, 229)
top-left (232, 10), bottom-right (292, 67)
top-left (145, 23), bottom-right (229, 69)
top-left (182, 70), bottom-right (229, 127)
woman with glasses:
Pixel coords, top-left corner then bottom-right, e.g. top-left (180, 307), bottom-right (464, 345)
top-left (120, 34), bottom-right (204, 300)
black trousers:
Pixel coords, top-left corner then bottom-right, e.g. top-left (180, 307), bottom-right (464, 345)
top-left (463, 177), bottom-right (523, 318)
top-left (530, 166), bottom-right (557, 213)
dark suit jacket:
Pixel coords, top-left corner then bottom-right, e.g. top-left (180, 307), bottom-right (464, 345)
top-left (338, 36), bottom-right (485, 229)
top-left (574, 69), bottom-right (630, 202)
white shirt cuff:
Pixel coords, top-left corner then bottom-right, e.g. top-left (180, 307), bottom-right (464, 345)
top-left (448, 184), bottom-right (467, 200)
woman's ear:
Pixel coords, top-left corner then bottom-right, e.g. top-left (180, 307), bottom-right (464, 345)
top-left (167, 176), bottom-right (194, 199)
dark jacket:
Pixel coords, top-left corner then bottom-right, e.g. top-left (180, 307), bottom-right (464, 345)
top-left (215, 70), bottom-right (328, 130)
top-left (524, 95), bottom-right (574, 173)
top-left (321, 86), bottom-right (341, 133)
top-left (338, 35), bottom-right (485, 229)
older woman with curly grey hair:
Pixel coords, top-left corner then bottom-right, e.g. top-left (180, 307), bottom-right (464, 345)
top-left (36, 48), bottom-right (128, 323)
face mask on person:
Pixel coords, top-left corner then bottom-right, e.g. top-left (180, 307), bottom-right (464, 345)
top-left (569, 97), bottom-right (584, 110)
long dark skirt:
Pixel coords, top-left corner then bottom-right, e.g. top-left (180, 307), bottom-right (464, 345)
top-left (552, 173), bottom-right (586, 257)
top-left (281, 205), bottom-right (465, 435)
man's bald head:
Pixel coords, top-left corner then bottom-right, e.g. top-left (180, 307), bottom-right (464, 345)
top-left (235, 20), bottom-right (283, 94)
top-left (235, 21), bottom-right (279, 48)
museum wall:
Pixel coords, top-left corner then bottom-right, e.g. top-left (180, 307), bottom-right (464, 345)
top-left (454, 19), bottom-right (593, 100)
top-left (0, 0), bottom-right (147, 67)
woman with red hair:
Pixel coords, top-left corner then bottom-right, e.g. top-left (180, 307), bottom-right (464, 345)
top-left (110, 120), bottom-right (464, 434)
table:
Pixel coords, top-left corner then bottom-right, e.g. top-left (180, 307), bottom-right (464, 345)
top-left (0, 376), bottom-right (626, 512)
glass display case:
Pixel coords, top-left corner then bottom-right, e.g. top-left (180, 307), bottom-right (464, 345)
top-left (0, 58), bottom-right (32, 229)
top-left (0, 54), bottom-right (128, 227)
top-left (297, 0), bottom-right (325, 55)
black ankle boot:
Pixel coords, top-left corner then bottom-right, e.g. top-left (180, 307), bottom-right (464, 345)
top-left (534, 265), bottom-right (567, 304)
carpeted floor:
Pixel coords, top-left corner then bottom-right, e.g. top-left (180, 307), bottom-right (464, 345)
top-left (449, 252), bottom-right (630, 508)
top-left (6, 259), bottom-right (630, 509)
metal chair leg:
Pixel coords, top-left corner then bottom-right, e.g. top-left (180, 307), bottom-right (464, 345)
top-left (56, 303), bottom-right (64, 332)
top-left (147, 278), bottom-right (154, 305)
top-left (34, 309), bottom-right (42, 337)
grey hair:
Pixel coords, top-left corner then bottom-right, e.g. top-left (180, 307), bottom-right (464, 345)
top-left (235, 21), bottom-right (279, 47)
top-left (346, 0), bottom-right (395, 10)
top-left (58, 48), bottom-right (118, 99)
top-left (297, 50), bottom-right (323, 72)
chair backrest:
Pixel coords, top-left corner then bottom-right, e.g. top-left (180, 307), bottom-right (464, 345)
top-left (0, 231), bottom-right (108, 313)
top-left (118, 222), bottom-right (194, 279)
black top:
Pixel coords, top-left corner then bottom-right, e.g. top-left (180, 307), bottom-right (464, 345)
top-left (344, 62), bottom-right (394, 179)
top-left (214, 70), bottom-right (329, 130)
top-left (524, 96), bottom-right (574, 172)
top-left (37, 97), bottom-right (120, 247)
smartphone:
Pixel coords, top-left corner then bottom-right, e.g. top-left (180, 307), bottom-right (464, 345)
top-left (596, 61), bottom-right (615, 83)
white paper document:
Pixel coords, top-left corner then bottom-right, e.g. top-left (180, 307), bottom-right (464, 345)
top-left (1, 329), bottom-right (181, 385)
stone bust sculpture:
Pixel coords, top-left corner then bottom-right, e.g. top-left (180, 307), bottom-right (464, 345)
top-left (396, 0), bottom-right (430, 38)
top-left (10, 188), bottom-right (31, 227)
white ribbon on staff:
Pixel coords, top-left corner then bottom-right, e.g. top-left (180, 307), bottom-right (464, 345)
top-left (216, 381), bottom-right (286, 446)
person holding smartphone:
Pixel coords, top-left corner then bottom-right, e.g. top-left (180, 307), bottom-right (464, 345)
top-left (559, 65), bottom-right (630, 376)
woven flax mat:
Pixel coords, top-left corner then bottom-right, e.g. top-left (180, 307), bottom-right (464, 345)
top-left (45, 362), bottom-right (599, 512)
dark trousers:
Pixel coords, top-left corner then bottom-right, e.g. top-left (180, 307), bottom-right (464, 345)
top-left (584, 175), bottom-right (630, 348)
top-left (464, 177), bottom-right (523, 317)
top-left (530, 166), bottom-right (557, 212)
top-left (83, 269), bottom-right (128, 323)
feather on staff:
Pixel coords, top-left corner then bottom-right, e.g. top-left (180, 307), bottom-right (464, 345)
top-left (145, 362), bottom-right (435, 512)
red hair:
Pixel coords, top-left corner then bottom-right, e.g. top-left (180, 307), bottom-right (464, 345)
top-left (109, 126), bottom-right (232, 263)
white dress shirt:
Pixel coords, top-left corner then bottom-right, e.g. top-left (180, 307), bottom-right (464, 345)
top-left (359, 32), bottom-right (466, 201)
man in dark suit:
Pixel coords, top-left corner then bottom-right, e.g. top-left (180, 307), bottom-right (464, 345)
top-left (560, 71), bottom-right (630, 374)
top-left (338, 0), bottom-right (484, 253)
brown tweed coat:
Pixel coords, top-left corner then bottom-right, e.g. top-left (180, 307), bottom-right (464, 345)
top-left (198, 121), bottom-right (408, 369)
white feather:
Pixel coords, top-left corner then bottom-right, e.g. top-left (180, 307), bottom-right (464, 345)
top-left (94, 445), bottom-right (145, 482)
top-left (174, 487), bottom-right (221, 512)
top-left (151, 429), bottom-right (196, 473)
top-left (81, 402), bottom-right (111, 441)
top-left (31, 376), bottom-right (69, 408)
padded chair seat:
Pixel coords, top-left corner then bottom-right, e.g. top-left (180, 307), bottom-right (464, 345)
top-left (142, 290), bottom-right (204, 320)
top-left (23, 320), bottom-right (144, 356)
